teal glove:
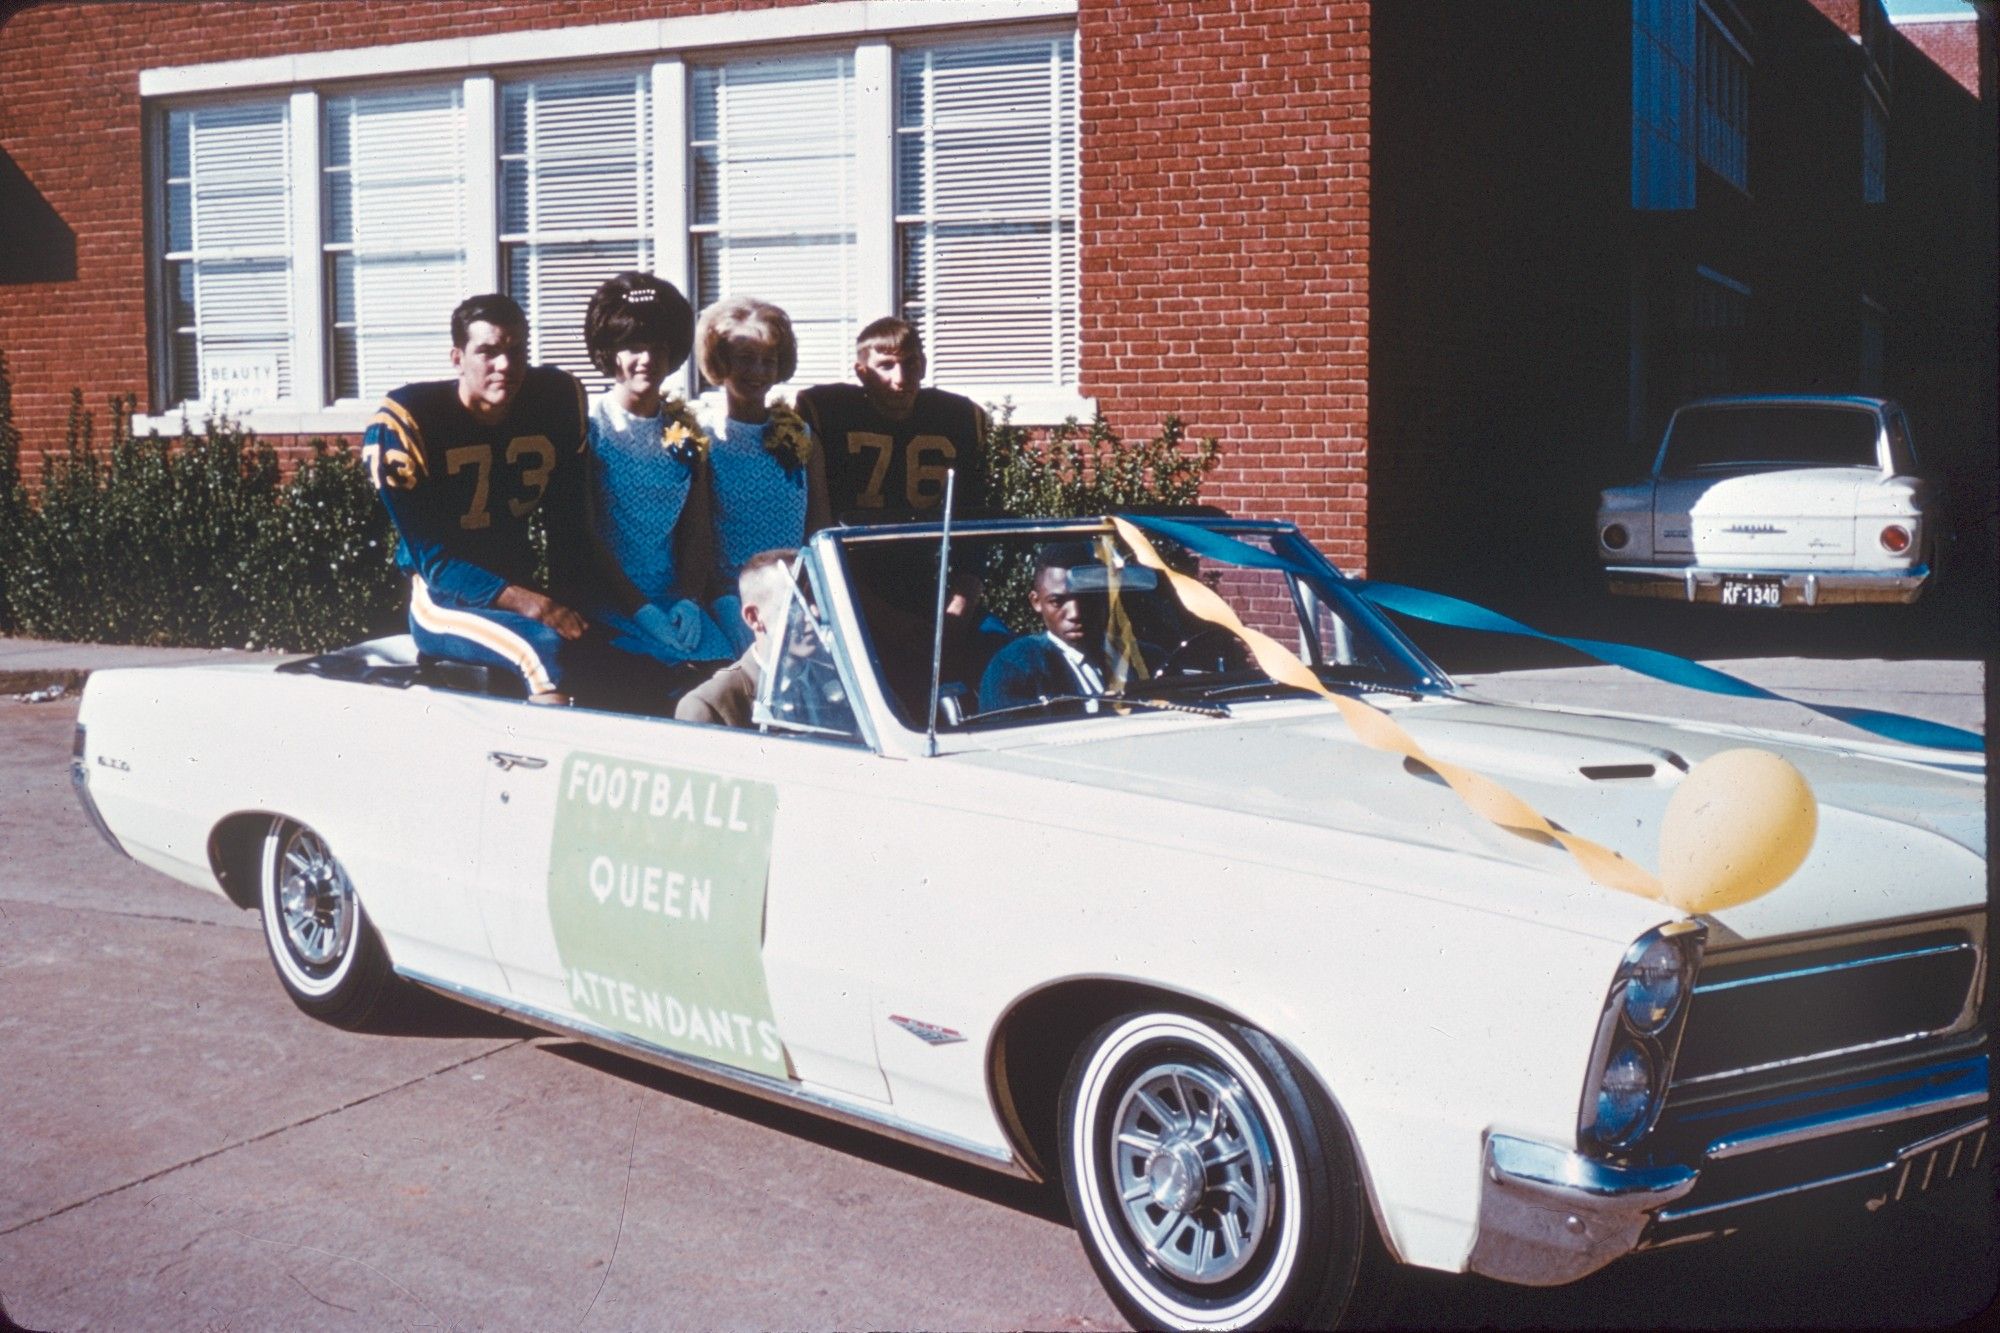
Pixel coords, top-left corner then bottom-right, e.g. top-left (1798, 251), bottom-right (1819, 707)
top-left (632, 599), bottom-right (704, 656)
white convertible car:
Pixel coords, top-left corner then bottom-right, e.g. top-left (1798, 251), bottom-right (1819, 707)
top-left (1597, 395), bottom-right (1941, 607)
top-left (73, 515), bottom-right (1987, 1330)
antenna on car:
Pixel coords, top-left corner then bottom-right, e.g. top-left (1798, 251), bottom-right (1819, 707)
top-left (925, 469), bottom-right (958, 758)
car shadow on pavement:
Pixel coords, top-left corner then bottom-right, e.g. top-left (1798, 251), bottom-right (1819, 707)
top-left (540, 1040), bottom-right (1073, 1224)
top-left (365, 986), bottom-right (539, 1040)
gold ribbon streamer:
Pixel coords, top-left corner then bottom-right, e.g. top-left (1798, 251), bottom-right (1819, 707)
top-left (1096, 533), bottom-right (1152, 696)
top-left (1109, 517), bottom-right (1665, 901)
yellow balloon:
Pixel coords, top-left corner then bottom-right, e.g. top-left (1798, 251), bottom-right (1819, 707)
top-left (1658, 749), bottom-right (1817, 913)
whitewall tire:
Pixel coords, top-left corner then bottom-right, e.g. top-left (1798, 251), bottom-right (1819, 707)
top-left (1059, 1011), bottom-right (1368, 1331)
top-left (259, 817), bottom-right (394, 1029)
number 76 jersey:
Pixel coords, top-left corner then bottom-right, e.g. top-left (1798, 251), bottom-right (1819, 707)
top-left (363, 367), bottom-right (588, 607)
top-left (798, 384), bottom-right (988, 521)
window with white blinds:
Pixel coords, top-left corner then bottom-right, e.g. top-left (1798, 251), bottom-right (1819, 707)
top-left (146, 17), bottom-right (1086, 427)
top-left (896, 36), bottom-right (1077, 389)
top-left (689, 56), bottom-right (858, 390)
top-left (162, 102), bottom-right (295, 409)
top-left (325, 86), bottom-right (469, 401)
top-left (501, 73), bottom-right (653, 393)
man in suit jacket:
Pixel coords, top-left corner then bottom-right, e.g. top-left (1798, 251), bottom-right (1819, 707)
top-left (675, 548), bottom-right (796, 728)
top-left (979, 542), bottom-right (1127, 713)
top-left (676, 547), bottom-right (855, 734)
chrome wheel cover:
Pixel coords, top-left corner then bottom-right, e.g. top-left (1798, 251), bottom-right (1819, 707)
top-left (277, 827), bottom-right (354, 971)
top-left (1109, 1058), bottom-right (1275, 1285)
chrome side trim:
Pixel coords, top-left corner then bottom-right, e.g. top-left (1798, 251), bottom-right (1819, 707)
top-left (1675, 1029), bottom-right (1981, 1088)
top-left (396, 968), bottom-right (1031, 1181)
top-left (1657, 1161), bottom-right (1898, 1222)
top-left (1704, 1056), bottom-right (1988, 1160)
top-left (1467, 1134), bottom-right (1697, 1287)
top-left (1694, 941), bottom-right (1972, 993)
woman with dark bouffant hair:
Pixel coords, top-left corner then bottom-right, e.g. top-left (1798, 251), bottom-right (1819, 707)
top-left (575, 270), bottom-right (731, 664)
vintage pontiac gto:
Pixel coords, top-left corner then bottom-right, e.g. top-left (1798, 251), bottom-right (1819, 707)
top-left (72, 515), bottom-right (1987, 1330)
top-left (1597, 395), bottom-right (1941, 607)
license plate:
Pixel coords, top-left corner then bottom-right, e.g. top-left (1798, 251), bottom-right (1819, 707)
top-left (1718, 577), bottom-right (1783, 608)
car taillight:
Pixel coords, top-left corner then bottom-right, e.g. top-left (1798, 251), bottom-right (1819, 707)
top-left (1601, 524), bottom-right (1629, 551)
top-left (1880, 524), bottom-right (1912, 554)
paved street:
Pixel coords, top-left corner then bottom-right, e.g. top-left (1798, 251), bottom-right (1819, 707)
top-left (0, 642), bottom-right (1991, 1330)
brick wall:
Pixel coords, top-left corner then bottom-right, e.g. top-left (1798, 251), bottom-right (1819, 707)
top-left (2, 0), bottom-right (1376, 566)
top-left (0, 1), bottom-right (810, 471)
top-left (1898, 19), bottom-right (1984, 98)
top-left (1076, 0), bottom-right (1371, 570)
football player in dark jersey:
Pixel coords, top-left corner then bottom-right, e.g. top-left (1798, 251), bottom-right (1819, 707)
top-left (799, 318), bottom-right (1009, 715)
top-left (363, 293), bottom-right (591, 705)
top-left (796, 317), bottom-right (990, 523)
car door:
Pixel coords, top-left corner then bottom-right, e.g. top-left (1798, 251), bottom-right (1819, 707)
top-left (470, 578), bottom-right (891, 1103)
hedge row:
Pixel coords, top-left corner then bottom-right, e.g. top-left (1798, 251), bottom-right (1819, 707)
top-left (0, 350), bottom-right (1218, 652)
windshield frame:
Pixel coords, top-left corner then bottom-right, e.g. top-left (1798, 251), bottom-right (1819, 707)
top-left (810, 515), bottom-right (1454, 755)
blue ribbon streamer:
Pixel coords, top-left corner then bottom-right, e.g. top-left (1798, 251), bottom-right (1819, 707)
top-left (1121, 514), bottom-right (1983, 755)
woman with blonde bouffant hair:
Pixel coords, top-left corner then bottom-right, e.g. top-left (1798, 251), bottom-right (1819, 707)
top-left (692, 296), bottom-right (831, 649)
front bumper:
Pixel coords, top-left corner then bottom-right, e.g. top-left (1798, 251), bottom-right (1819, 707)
top-left (1603, 563), bottom-right (1930, 606)
top-left (1467, 1050), bottom-right (1988, 1287)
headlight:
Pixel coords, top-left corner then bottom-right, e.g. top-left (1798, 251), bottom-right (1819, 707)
top-left (1622, 934), bottom-right (1690, 1034)
top-left (1592, 1043), bottom-right (1656, 1145)
top-left (1579, 921), bottom-right (1706, 1155)
top-left (1601, 523), bottom-right (1630, 551)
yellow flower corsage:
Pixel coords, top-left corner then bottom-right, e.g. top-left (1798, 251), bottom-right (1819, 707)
top-left (659, 398), bottom-right (708, 466)
top-left (763, 405), bottom-right (813, 474)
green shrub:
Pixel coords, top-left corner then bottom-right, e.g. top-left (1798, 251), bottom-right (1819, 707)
top-left (1, 385), bottom-right (400, 652)
top-left (978, 408), bottom-right (1221, 627)
top-left (0, 350), bottom-right (25, 631)
top-left (983, 409), bottom-right (1219, 519)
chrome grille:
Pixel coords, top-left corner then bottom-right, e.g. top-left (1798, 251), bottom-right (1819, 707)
top-left (1673, 919), bottom-right (1983, 1086)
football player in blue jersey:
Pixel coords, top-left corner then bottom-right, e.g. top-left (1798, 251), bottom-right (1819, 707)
top-left (363, 293), bottom-right (591, 705)
top-left (797, 317), bottom-right (990, 523)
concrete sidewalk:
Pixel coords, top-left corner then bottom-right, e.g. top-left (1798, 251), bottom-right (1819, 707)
top-left (0, 635), bottom-right (290, 696)
top-left (3, 633), bottom-right (1982, 746)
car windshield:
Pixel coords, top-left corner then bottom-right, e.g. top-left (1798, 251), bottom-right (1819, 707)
top-left (828, 520), bottom-right (1432, 732)
top-left (1659, 405), bottom-right (1881, 474)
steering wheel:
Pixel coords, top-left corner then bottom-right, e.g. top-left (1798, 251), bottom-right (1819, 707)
top-left (1152, 626), bottom-right (1249, 678)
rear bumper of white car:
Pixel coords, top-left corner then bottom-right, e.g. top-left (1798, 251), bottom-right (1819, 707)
top-left (1603, 564), bottom-right (1931, 606)
top-left (1467, 1049), bottom-right (1988, 1286)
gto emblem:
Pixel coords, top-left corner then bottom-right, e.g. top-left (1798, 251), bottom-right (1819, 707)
top-left (1724, 524), bottom-right (1785, 534)
top-left (888, 1014), bottom-right (966, 1046)
top-left (95, 755), bottom-right (130, 772)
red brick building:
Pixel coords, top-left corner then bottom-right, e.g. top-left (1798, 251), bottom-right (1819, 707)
top-left (0, 0), bottom-right (1990, 590)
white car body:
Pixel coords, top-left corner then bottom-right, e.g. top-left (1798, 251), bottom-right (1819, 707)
top-left (1598, 395), bottom-right (1939, 606)
top-left (73, 516), bottom-right (1987, 1329)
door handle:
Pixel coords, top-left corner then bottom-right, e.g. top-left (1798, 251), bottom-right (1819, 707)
top-left (488, 751), bottom-right (547, 772)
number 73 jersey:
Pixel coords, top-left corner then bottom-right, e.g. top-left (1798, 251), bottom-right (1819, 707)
top-left (363, 367), bottom-right (588, 605)
top-left (799, 384), bottom-right (988, 520)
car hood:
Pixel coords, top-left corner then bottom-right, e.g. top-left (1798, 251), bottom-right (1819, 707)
top-left (958, 696), bottom-right (1984, 942)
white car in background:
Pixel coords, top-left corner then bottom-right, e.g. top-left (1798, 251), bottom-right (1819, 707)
top-left (72, 515), bottom-right (1988, 1330)
top-left (1597, 395), bottom-right (1941, 608)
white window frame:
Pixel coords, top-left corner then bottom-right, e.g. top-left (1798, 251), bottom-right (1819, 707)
top-left (137, 0), bottom-right (1088, 435)
top-left (151, 94), bottom-right (301, 417)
